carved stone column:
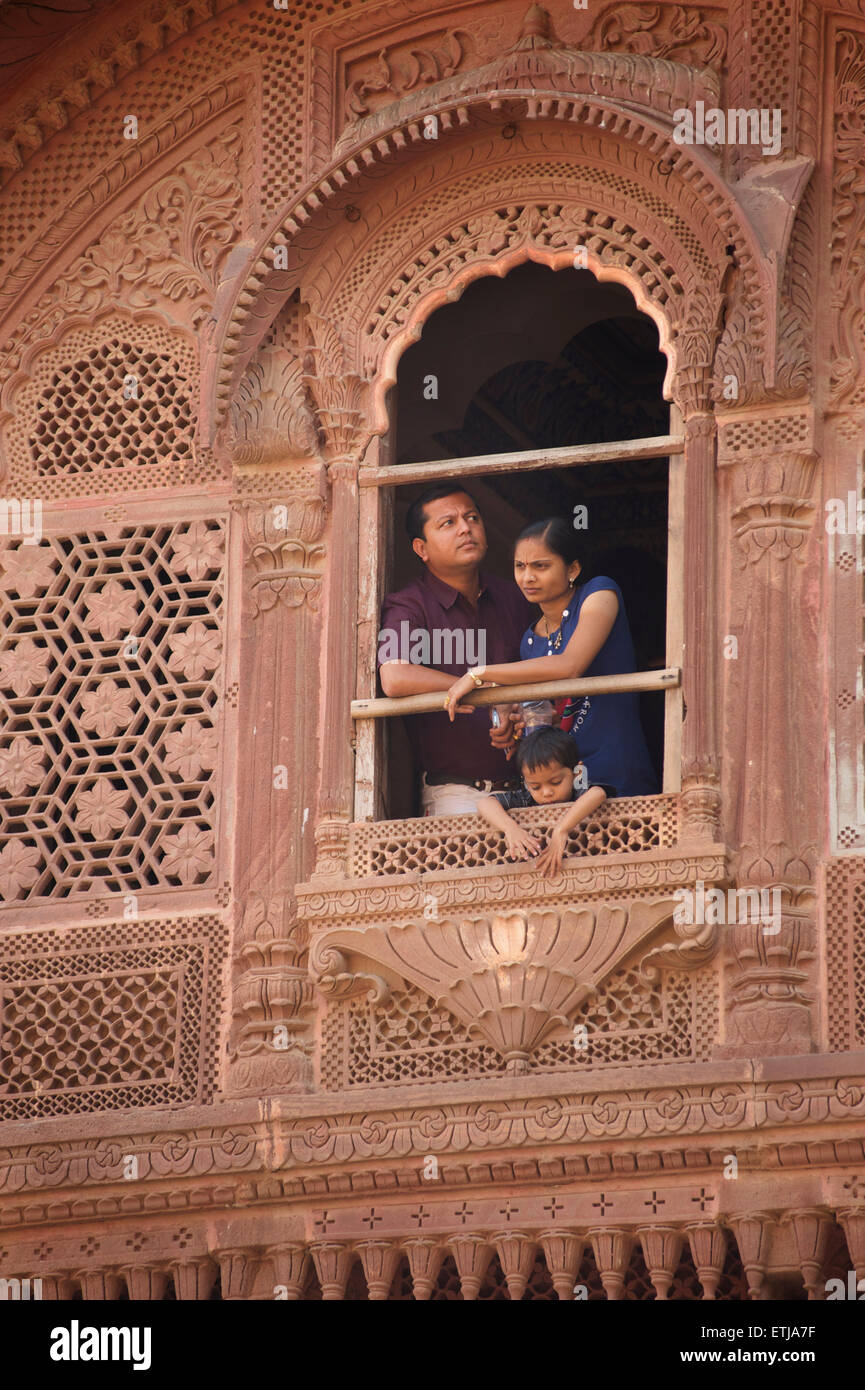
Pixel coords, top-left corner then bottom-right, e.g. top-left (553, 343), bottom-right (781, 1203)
top-left (638, 1225), bottom-right (684, 1299)
top-left (121, 1265), bottom-right (168, 1300)
top-left (224, 310), bottom-right (328, 1096)
top-left (716, 416), bottom-right (819, 1056)
top-left (226, 489), bottom-right (325, 1095)
top-left (303, 313), bottom-right (373, 877)
top-left (494, 1232), bottom-right (537, 1301)
top-left (679, 412), bottom-right (722, 843)
top-left (786, 1208), bottom-right (834, 1300)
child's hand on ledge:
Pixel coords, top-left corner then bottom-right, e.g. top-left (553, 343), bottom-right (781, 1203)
top-left (503, 824), bottom-right (541, 861)
top-left (535, 825), bottom-right (568, 879)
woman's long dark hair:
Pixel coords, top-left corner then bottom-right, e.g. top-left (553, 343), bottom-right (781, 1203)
top-left (515, 516), bottom-right (591, 576)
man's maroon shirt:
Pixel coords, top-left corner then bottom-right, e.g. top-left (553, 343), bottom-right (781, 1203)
top-left (379, 568), bottom-right (534, 782)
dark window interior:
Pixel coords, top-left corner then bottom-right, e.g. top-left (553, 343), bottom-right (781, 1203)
top-left (380, 263), bottom-right (669, 820)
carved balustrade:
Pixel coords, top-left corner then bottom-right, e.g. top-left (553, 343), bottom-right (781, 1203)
top-left (297, 792), bottom-right (730, 1077)
top-left (7, 1204), bottom-right (863, 1300)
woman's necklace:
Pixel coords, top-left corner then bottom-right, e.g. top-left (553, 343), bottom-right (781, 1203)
top-left (527, 604), bottom-right (570, 653)
top-left (542, 605), bottom-right (569, 655)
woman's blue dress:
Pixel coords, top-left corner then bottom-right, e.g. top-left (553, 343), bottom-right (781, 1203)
top-left (520, 575), bottom-right (658, 797)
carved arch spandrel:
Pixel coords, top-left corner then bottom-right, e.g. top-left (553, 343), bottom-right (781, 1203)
top-left (208, 50), bottom-right (785, 435)
top-left (296, 127), bottom-right (734, 426)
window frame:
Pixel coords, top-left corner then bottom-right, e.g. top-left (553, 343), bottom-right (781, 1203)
top-left (353, 406), bottom-right (685, 822)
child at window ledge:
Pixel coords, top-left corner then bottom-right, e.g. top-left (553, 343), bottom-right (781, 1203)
top-left (477, 726), bottom-right (616, 879)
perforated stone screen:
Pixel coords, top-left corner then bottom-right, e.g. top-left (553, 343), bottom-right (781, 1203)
top-left (0, 913), bottom-right (227, 1119)
top-left (0, 514), bottom-right (227, 907)
top-left (348, 795), bottom-right (678, 877)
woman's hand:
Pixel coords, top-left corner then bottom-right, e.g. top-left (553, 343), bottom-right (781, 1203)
top-left (536, 826), bottom-right (568, 879)
top-left (443, 671), bottom-right (480, 721)
top-left (503, 824), bottom-right (541, 860)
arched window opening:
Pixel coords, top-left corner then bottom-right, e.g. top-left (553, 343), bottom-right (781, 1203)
top-left (356, 262), bottom-right (682, 823)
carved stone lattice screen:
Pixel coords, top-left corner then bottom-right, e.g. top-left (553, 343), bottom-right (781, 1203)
top-left (825, 859), bottom-right (865, 1050)
top-left (348, 796), bottom-right (679, 876)
top-left (3, 318), bottom-right (211, 499)
top-left (0, 913), bottom-right (227, 1119)
top-left (320, 966), bottom-right (719, 1089)
top-left (0, 511), bottom-right (229, 914)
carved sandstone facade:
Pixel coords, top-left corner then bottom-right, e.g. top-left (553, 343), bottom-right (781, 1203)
top-left (0, 0), bottom-right (863, 1300)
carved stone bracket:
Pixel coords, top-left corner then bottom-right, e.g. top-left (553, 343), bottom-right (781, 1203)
top-left (307, 899), bottom-right (679, 1073)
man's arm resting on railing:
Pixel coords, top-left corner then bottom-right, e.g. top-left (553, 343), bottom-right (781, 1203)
top-left (379, 661), bottom-right (453, 698)
top-left (379, 661), bottom-right (516, 747)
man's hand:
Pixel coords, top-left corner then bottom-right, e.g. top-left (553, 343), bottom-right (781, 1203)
top-left (503, 824), bottom-right (541, 861)
top-left (535, 826), bottom-right (568, 879)
top-left (489, 703), bottom-right (518, 758)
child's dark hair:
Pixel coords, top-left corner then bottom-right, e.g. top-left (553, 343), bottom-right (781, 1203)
top-left (515, 516), bottom-right (590, 574)
top-left (405, 482), bottom-right (480, 542)
top-left (514, 726), bottom-right (579, 776)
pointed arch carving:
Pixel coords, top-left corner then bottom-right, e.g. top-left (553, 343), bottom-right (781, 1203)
top-left (208, 11), bottom-right (799, 437)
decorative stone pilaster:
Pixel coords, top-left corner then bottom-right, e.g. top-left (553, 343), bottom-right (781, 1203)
top-left (717, 415), bottom-right (820, 1057)
top-left (226, 486), bottom-right (326, 1095)
top-left (303, 313), bottom-right (374, 874)
top-left (679, 411), bottom-right (722, 843)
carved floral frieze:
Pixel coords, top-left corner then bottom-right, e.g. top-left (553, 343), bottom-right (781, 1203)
top-left (238, 497), bottom-right (327, 615)
top-left (0, 123), bottom-right (244, 409)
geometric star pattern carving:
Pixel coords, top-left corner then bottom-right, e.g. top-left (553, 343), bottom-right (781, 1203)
top-left (0, 519), bottom-right (225, 902)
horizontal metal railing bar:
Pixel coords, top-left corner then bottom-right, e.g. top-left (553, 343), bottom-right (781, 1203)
top-left (359, 434), bottom-right (684, 486)
top-left (352, 667), bottom-right (681, 719)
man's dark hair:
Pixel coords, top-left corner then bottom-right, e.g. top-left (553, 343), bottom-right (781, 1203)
top-left (514, 726), bottom-right (579, 776)
top-left (405, 482), bottom-right (480, 543)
